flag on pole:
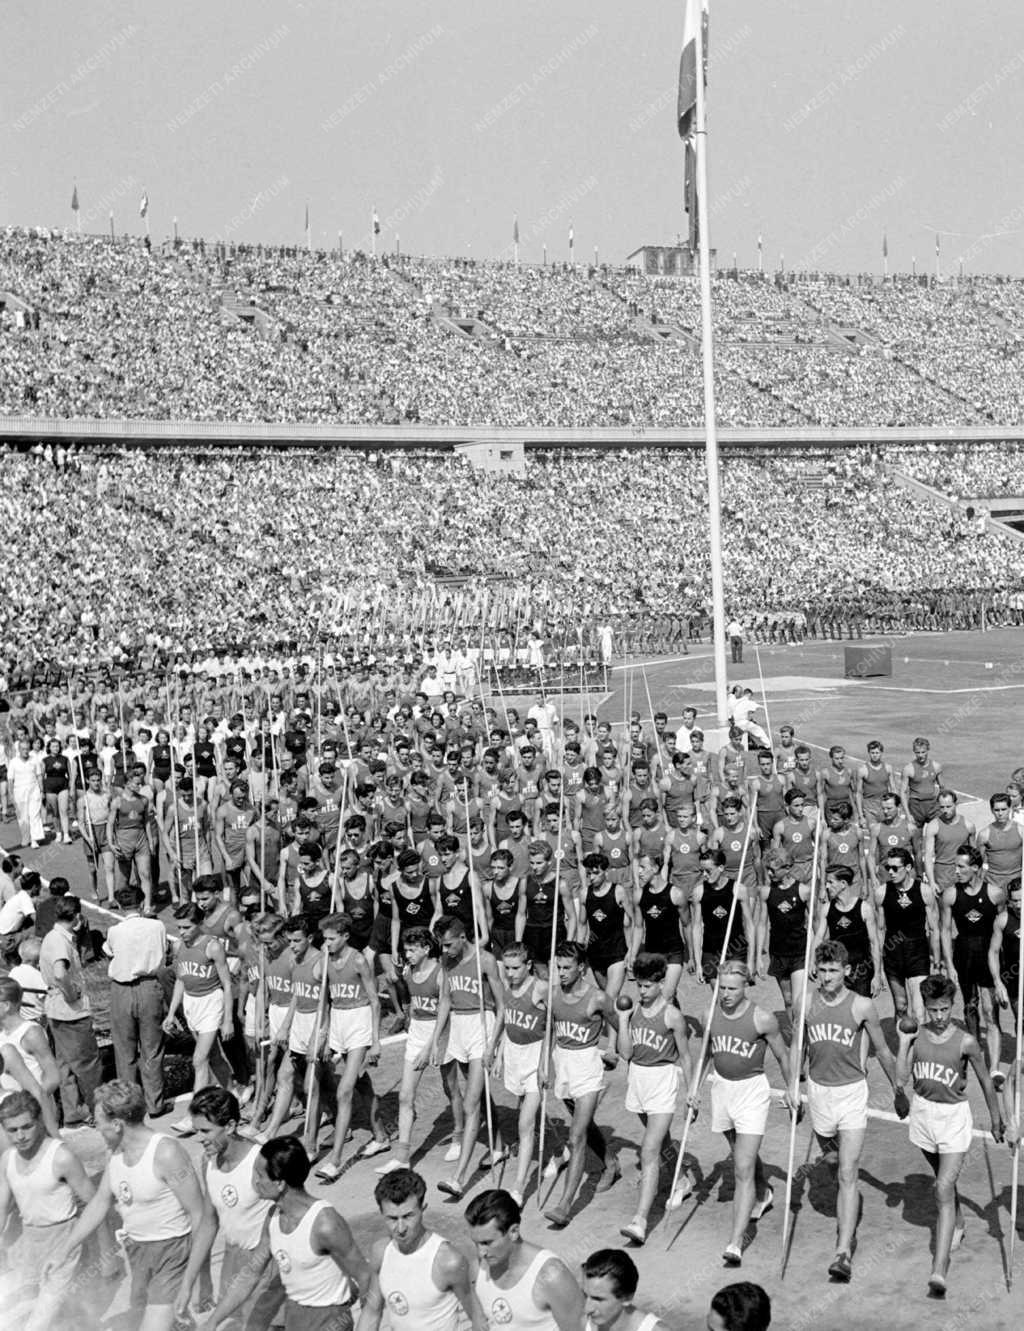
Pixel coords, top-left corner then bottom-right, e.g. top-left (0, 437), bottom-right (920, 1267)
top-left (139, 191), bottom-right (148, 218)
top-left (935, 232), bottom-right (940, 256)
top-left (677, 0), bottom-right (709, 141)
top-left (305, 202), bottom-right (311, 248)
top-left (373, 208), bottom-right (381, 235)
top-left (513, 215), bottom-right (519, 244)
top-left (568, 223), bottom-right (574, 251)
top-left (882, 231), bottom-right (888, 259)
top-left (71, 184), bottom-right (79, 212)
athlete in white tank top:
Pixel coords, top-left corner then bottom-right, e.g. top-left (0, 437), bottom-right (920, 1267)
top-left (269, 1198), bottom-right (351, 1307)
top-left (205, 1142), bottom-right (272, 1250)
top-left (108, 1132), bottom-right (192, 1241)
top-left (477, 1247), bottom-right (562, 1331)
top-left (4, 1135), bottom-right (76, 1224)
top-left (379, 1230), bottom-right (461, 1331)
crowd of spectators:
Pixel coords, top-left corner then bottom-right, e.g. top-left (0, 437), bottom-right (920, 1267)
top-left (888, 441), bottom-right (1024, 498)
top-left (6, 230), bottom-right (1024, 427)
top-left (2, 441), bottom-right (1022, 686)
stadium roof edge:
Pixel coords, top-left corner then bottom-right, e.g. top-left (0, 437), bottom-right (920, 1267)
top-left (2, 417), bottom-right (1024, 450)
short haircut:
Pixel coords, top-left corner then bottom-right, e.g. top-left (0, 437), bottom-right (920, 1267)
top-left (261, 1135), bottom-right (311, 1187)
top-left (554, 940), bottom-right (586, 965)
top-left (991, 792), bottom-right (1011, 809)
top-left (320, 913), bottom-right (353, 936)
top-left (528, 840), bottom-right (552, 860)
top-left (784, 789), bottom-right (806, 808)
top-left (0, 1090), bottom-right (41, 1124)
top-left (827, 865), bottom-right (854, 885)
top-left (465, 1188), bottom-right (522, 1233)
top-left (116, 885), bottom-right (143, 909)
top-left (284, 914), bottom-right (312, 936)
top-left (582, 1248), bottom-right (639, 1299)
top-left (193, 874), bottom-right (221, 896)
top-left (700, 847), bottom-right (726, 867)
top-left (401, 926), bottom-right (436, 954)
top-left (582, 852), bottom-right (609, 871)
top-left (54, 895), bottom-right (80, 923)
top-left (373, 1166), bottom-right (427, 1209)
top-left (48, 876), bottom-right (70, 896)
top-left (95, 1080), bottom-right (147, 1125)
top-left (828, 801), bottom-right (853, 821)
top-left (499, 941), bottom-right (530, 965)
top-left (921, 974), bottom-right (957, 1005)
top-left (0, 976), bottom-right (24, 1008)
top-left (884, 847), bottom-right (913, 867)
top-left (173, 903), bottom-right (205, 926)
top-left (633, 952), bottom-right (668, 983)
top-left (957, 844), bottom-right (983, 869)
top-left (709, 1281), bottom-right (772, 1331)
top-left (794, 745), bottom-right (811, 758)
top-left (719, 958), bottom-right (750, 982)
top-left (815, 940), bottom-right (849, 968)
top-left (434, 914), bottom-right (466, 940)
top-left (190, 1086), bottom-right (241, 1125)
top-left (720, 796), bottom-right (743, 812)
top-left (761, 847), bottom-right (792, 874)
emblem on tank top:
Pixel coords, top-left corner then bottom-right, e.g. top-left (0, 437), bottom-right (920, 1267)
top-left (489, 1297), bottom-right (514, 1324)
top-left (220, 1184), bottom-right (239, 1207)
top-left (387, 1291), bottom-right (410, 1316)
top-left (790, 832), bottom-right (803, 844)
top-left (275, 1249), bottom-right (292, 1274)
top-left (116, 1180), bottom-right (134, 1206)
top-left (837, 841), bottom-right (850, 854)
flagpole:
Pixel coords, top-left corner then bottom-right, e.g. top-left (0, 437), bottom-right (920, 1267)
top-left (757, 233), bottom-right (763, 274)
top-left (372, 207), bottom-right (377, 259)
top-left (693, 4), bottom-right (728, 728)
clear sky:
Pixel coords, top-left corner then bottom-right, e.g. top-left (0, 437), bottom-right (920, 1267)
top-left (5, 0), bottom-right (1024, 274)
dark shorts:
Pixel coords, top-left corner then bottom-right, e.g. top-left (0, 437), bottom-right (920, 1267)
top-left (220, 1240), bottom-right (285, 1331)
top-left (490, 927), bottom-right (517, 958)
top-left (368, 914), bottom-right (391, 954)
top-left (953, 938), bottom-right (993, 991)
top-left (283, 1301), bottom-right (353, 1331)
top-left (768, 951), bottom-right (807, 981)
top-left (523, 922), bottom-right (564, 966)
top-left (883, 935), bottom-right (931, 982)
top-left (125, 1232), bottom-right (190, 1309)
top-left (587, 941), bottom-right (628, 975)
top-left (908, 797), bottom-right (939, 826)
top-left (650, 946), bottom-right (685, 968)
top-left (845, 955), bottom-right (875, 998)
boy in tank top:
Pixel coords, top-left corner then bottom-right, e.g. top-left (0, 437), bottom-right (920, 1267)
top-left (896, 975), bottom-right (1004, 1298)
top-left (360, 1167), bottom-right (484, 1331)
top-left (466, 1187), bottom-right (583, 1331)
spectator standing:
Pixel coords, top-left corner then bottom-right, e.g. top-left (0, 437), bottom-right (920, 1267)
top-left (38, 895), bottom-right (103, 1126)
top-left (103, 884), bottom-right (170, 1116)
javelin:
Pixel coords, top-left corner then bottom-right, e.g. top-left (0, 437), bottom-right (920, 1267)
top-left (1008, 838), bottom-right (1024, 1289)
top-left (779, 812), bottom-right (824, 1277)
top-left (536, 759), bottom-right (567, 1210)
top-left (665, 809), bottom-right (756, 1231)
top-left (753, 643), bottom-right (774, 751)
top-left (464, 774), bottom-right (498, 1184)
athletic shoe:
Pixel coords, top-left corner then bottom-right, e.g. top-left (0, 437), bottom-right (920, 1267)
top-left (828, 1252), bottom-right (853, 1282)
top-left (543, 1204), bottom-right (571, 1228)
top-left (437, 1179), bottom-right (464, 1200)
top-left (361, 1138), bottom-right (391, 1159)
top-left (542, 1147), bottom-right (570, 1179)
top-left (927, 1274), bottom-right (947, 1299)
top-left (374, 1157), bottom-right (407, 1175)
top-left (443, 1141), bottom-right (462, 1163)
top-left (750, 1186), bottom-right (774, 1221)
top-left (722, 1244), bottom-right (742, 1267)
top-left (619, 1217), bottom-right (647, 1246)
top-left (480, 1148), bottom-right (509, 1169)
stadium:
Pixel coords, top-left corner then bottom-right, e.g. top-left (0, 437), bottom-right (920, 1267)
top-left (1, 3), bottom-right (1023, 1331)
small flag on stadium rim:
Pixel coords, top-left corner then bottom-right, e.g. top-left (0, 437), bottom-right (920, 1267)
top-left (373, 208), bottom-right (381, 235)
top-left (139, 191), bottom-right (148, 218)
top-left (568, 223), bottom-right (574, 249)
top-left (935, 232), bottom-right (940, 255)
top-left (882, 231), bottom-right (888, 258)
top-left (677, 0), bottom-right (709, 140)
top-left (71, 184), bottom-right (79, 212)
top-left (513, 215), bottom-right (519, 244)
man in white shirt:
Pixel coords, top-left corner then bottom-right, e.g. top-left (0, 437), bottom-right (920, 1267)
top-left (103, 885), bottom-right (170, 1116)
top-left (731, 689), bottom-right (771, 749)
top-left (526, 695), bottom-right (559, 761)
top-left (0, 871), bottom-right (41, 957)
top-left (8, 739), bottom-right (45, 848)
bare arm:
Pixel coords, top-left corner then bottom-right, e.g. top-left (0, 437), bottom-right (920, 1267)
top-left (533, 1256), bottom-right (586, 1331)
top-left (433, 1240), bottom-right (489, 1331)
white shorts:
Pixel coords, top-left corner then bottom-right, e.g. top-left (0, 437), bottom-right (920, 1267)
top-left (502, 1038), bottom-right (542, 1096)
top-left (552, 1045), bottom-right (605, 1099)
top-left (289, 1008), bottom-right (318, 1055)
top-left (626, 1062), bottom-right (680, 1117)
top-left (710, 1072), bottom-right (771, 1136)
top-left (444, 1010), bottom-right (495, 1065)
top-left (908, 1094), bottom-right (973, 1155)
top-left (328, 1005), bottom-right (373, 1056)
top-left (243, 995), bottom-right (283, 1042)
top-left (807, 1078), bottom-right (869, 1136)
top-left (182, 990), bottom-right (225, 1036)
top-left (404, 1018), bottom-right (437, 1067)
top-left (268, 1004), bottom-right (288, 1042)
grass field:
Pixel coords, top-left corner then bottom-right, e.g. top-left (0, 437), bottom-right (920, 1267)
top-left (4, 626), bottom-right (1024, 1329)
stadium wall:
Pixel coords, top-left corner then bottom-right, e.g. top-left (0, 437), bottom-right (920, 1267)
top-left (4, 416), bottom-right (1024, 450)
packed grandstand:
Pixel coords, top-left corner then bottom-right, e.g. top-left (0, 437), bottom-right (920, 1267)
top-left (2, 228), bottom-right (1024, 685)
